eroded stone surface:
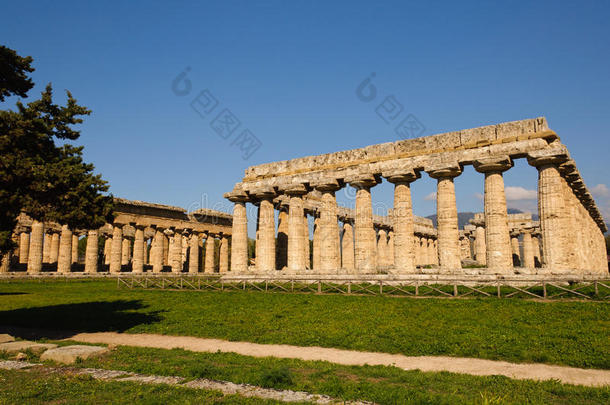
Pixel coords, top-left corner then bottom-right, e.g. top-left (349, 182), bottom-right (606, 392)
top-left (40, 345), bottom-right (109, 364)
top-left (0, 341), bottom-right (57, 355)
top-left (0, 334), bottom-right (15, 344)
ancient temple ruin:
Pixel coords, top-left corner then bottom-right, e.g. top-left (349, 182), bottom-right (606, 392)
top-left (224, 117), bottom-right (607, 276)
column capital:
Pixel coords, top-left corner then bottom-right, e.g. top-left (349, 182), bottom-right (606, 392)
top-left (426, 163), bottom-right (462, 179)
top-left (285, 184), bottom-right (308, 195)
top-left (312, 179), bottom-right (341, 192)
top-left (473, 156), bottom-right (513, 173)
top-left (250, 188), bottom-right (276, 201)
top-left (384, 168), bottom-right (421, 184)
top-left (527, 147), bottom-right (569, 167)
top-left (346, 174), bottom-right (379, 189)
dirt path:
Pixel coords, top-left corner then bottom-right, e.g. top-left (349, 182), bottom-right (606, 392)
top-left (58, 331), bottom-right (609, 387)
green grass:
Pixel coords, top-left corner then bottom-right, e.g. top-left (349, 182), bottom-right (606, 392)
top-left (0, 368), bottom-right (282, 404)
top-left (0, 279), bottom-right (609, 369)
top-left (18, 344), bottom-right (610, 405)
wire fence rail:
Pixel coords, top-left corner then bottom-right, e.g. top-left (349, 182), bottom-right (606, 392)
top-left (116, 275), bottom-right (610, 300)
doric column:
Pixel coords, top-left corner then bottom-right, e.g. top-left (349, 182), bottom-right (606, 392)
top-left (348, 175), bottom-right (379, 272)
top-left (57, 225), bottom-right (72, 274)
top-left (121, 237), bottom-right (130, 265)
top-left (312, 212), bottom-right (321, 270)
top-left (162, 233), bottom-right (169, 266)
top-left (428, 165), bottom-right (462, 272)
top-left (109, 225), bottom-right (123, 273)
top-left (522, 230), bottom-right (535, 269)
top-left (286, 185), bottom-right (307, 271)
top-left (50, 231), bottom-right (60, 264)
top-left (315, 181), bottom-right (341, 272)
top-left (27, 220), bottom-right (44, 273)
top-left (19, 231), bottom-right (30, 264)
top-left (219, 234), bottom-right (229, 273)
top-left (152, 227), bottom-right (165, 273)
top-left (84, 229), bottom-right (99, 273)
top-left (377, 229), bottom-right (388, 267)
top-left (532, 233), bottom-right (541, 266)
top-left (387, 231), bottom-right (395, 267)
top-left (71, 234), bottom-right (79, 264)
top-left (103, 236), bottom-right (111, 265)
top-left (188, 232), bottom-right (200, 273)
top-left (132, 225), bottom-right (145, 273)
top-left (510, 233), bottom-right (521, 266)
top-left (42, 230), bottom-right (51, 263)
top-left (255, 192), bottom-right (276, 272)
top-left (303, 212), bottom-right (311, 269)
top-left (171, 229), bottom-right (183, 273)
top-left (341, 220), bottom-right (354, 270)
top-left (227, 192), bottom-right (248, 273)
top-left (276, 207), bottom-right (289, 270)
top-left (427, 238), bottom-right (435, 265)
top-left (474, 157), bottom-right (513, 272)
top-left (528, 152), bottom-right (569, 271)
top-left (204, 232), bottom-right (216, 273)
top-left (386, 170), bottom-right (419, 273)
top-left (474, 225), bottom-right (486, 265)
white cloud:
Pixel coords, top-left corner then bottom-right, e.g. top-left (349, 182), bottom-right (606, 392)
top-left (591, 184), bottom-right (610, 198)
top-left (424, 192), bottom-right (436, 201)
top-left (474, 192), bottom-right (484, 201)
top-left (505, 186), bottom-right (537, 201)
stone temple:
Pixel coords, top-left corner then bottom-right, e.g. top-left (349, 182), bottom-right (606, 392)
top-left (224, 117), bottom-right (607, 276)
top-left (2, 117), bottom-right (607, 278)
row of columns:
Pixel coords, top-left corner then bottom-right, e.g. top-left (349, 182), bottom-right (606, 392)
top-left (3, 222), bottom-right (231, 275)
top-left (228, 154), bottom-right (607, 275)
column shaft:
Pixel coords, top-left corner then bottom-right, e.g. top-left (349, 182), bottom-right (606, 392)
top-left (219, 235), bottom-right (229, 273)
top-left (287, 195), bottom-right (306, 270)
top-left (84, 230), bottom-right (99, 273)
top-left (132, 227), bottom-right (145, 273)
top-left (204, 234), bottom-right (215, 273)
top-left (109, 226), bottom-right (123, 273)
top-left (27, 221), bottom-right (44, 273)
top-left (436, 177), bottom-right (461, 271)
top-left (392, 181), bottom-right (416, 272)
top-left (230, 201), bottom-right (248, 273)
top-left (188, 233), bottom-right (200, 273)
top-left (341, 222), bottom-right (354, 270)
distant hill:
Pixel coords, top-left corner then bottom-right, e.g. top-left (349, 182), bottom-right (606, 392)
top-left (425, 208), bottom-right (538, 229)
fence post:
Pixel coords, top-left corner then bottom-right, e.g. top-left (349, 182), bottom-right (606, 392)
top-left (453, 284), bottom-right (458, 297)
top-left (347, 281), bottom-right (351, 294)
top-left (415, 282), bottom-right (419, 296)
top-left (497, 283), bottom-right (501, 298)
top-left (379, 280), bottom-right (383, 294)
top-left (317, 280), bottom-right (321, 293)
top-left (543, 282), bottom-right (547, 299)
top-left (594, 281), bottom-right (599, 296)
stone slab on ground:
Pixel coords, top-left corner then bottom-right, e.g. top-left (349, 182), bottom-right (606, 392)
top-left (0, 360), bottom-right (41, 370)
top-left (0, 334), bottom-right (15, 343)
top-left (40, 345), bottom-right (109, 365)
top-left (0, 341), bottom-right (57, 355)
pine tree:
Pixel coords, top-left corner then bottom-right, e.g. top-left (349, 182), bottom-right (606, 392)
top-left (0, 45), bottom-right (113, 253)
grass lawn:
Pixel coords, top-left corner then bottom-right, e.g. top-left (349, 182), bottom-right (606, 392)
top-left (0, 368), bottom-right (281, 404)
top-left (0, 279), bottom-right (608, 369)
top-left (38, 344), bottom-right (610, 404)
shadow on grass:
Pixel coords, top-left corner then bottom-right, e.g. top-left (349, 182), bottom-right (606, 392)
top-left (0, 292), bottom-right (28, 296)
top-left (0, 300), bottom-right (163, 339)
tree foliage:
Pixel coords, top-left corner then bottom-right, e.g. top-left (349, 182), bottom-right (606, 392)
top-left (0, 45), bottom-right (113, 254)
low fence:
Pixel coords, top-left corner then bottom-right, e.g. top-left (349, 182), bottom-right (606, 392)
top-left (116, 274), bottom-right (610, 300)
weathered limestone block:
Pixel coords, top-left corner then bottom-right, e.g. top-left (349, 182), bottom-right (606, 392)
top-left (0, 334), bottom-right (15, 344)
top-left (41, 345), bottom-right (109, 365)
top-left (84, 229), bottom-right (99, 273)
top-left (27, 221), bottom-right (44, 273)
top-left (0, 341), bottom-right (57, 355)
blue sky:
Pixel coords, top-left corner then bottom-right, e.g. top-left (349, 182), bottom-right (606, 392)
top-left (2, 0), bottom-right (610, 234)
